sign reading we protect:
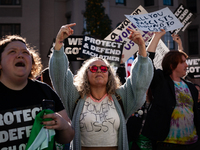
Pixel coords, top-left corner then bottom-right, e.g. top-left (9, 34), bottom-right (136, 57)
top-left (80, 36), bottom-right (124, 67)
top-left (186, 57), bottom-right (200, 78)
top-left (125, 7), bottom-right (183, 32)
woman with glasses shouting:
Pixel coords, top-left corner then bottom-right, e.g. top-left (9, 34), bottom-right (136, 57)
top-left (49, 23), bottom-right (153, 150)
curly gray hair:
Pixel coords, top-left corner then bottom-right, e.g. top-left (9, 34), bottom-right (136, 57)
top-left (74, 57), bottom-right (121, 98)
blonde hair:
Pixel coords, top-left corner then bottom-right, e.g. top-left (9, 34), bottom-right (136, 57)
top-left (74, 57), bottom-right (121, 98)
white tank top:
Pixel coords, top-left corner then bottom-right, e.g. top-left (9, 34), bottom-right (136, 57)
top-left (80, 94), bottom-right (120, 147)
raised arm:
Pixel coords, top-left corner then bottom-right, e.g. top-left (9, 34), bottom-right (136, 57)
top-left (54, 23), bottom-right (76, 51)
top-left (49, 23), bottom-right (79, 119)
top-left (127, 28), bottom-right (146, 57)
top-left (171, 33), bottom-right (184, 51)
top-left (147, 29), bottom-right (166, 53)
top-left (117, 28), bottom-right (154, 119)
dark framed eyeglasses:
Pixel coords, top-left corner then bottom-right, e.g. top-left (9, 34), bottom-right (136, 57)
top-left (88, 65), bottom-right (109, 73)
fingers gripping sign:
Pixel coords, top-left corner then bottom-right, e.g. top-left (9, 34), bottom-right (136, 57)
top-left (154, 29), bottom-right (166, 39)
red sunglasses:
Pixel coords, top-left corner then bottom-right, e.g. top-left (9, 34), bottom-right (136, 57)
top-left (88, 65), bottom-right (109, 73)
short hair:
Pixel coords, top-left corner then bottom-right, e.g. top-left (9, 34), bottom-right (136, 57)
top-left (0, 35), bottom-right (43, 79)
top-left (73, 57), bottom-right (121, 98)
top-left (162, 50), bottom-right (188, 75)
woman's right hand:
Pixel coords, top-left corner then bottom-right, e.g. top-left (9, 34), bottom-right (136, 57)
top-left (147, 29), bottom-right (166, 53)
top-left (55, 23), bottom-right (76, 50)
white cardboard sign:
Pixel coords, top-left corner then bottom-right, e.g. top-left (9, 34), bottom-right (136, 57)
top-left (125, 7), bottom-right (183, 32)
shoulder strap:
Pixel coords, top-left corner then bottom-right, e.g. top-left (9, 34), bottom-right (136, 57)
top-left (115, 92), bottom-right (125, 116)
top-left (73, 95), bottom-right (81, 114)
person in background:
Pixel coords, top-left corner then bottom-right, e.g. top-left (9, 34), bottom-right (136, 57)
top-left (0, 35), bottom-right (74, 149)
top-left (141, 29), bottom-right (200, 150)
top-left (116, 54), bottom-right (126, 85)
top-left (39, 67), bottom-right (71, 150)
top-left (49, 23), bottom-right (153, 150)
top-left (172, 33), bottom-right (200, 106)
top-left (116, 63), bottom-right (126, 84)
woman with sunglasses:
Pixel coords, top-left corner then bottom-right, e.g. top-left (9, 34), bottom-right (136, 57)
top-left (49, 23), bottom-right (153, 150)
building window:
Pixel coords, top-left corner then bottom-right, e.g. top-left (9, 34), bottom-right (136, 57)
top-left (0, 0), bottom-right (21, 5)
top-left (116, 0), bottom-right (126, 5)
top-left (188, 28), bottom-right (198, 55)
top-left (164, 32), bottom-right (174, 50)
top-left (163, 0), bottom-right (173, 6)
top-left (186, 0), bottom-right (197, 13)
top-left (0, 24), bottom-right (20, 37)
top-left (144, 0), bottom-right (154, 6)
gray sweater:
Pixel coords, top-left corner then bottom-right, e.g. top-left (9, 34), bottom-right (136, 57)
top-left (49, 46), bottom-right (153, 150)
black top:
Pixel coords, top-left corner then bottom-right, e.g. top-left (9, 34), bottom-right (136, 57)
top-left (0, 79), bottom-right (64, 149)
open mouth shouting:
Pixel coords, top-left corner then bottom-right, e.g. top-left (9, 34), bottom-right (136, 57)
top-left (15, 61), bottom-right (25, 67)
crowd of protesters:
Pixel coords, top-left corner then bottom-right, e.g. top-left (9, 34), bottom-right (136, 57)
top-left (0, 21), bottom-right (200, 150)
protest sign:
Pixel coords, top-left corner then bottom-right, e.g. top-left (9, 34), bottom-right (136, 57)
top-left (125, 55), bottom-right (134, 77)
top-left (63, 36), bottom-right (83, 61)
top-left (124, 39), bottom-right (169, 78)
top-left (80, 36), bottom-right (124, 67)
top-left (125, 7), bottom-right (183, 32)
top-left (104, 5), bottom-right (154, 63)
top-left (48, 36), bottom-right (83, 61)
top-left (170, 4), bottom-right (195, 34)
top-left (186, 57), bottom-right (200, 78)
top-left (152, 40), bottom-right (169, 70)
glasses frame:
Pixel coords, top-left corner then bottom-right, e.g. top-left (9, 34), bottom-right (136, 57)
top-left (88, 65), bottom-right (109, 73)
